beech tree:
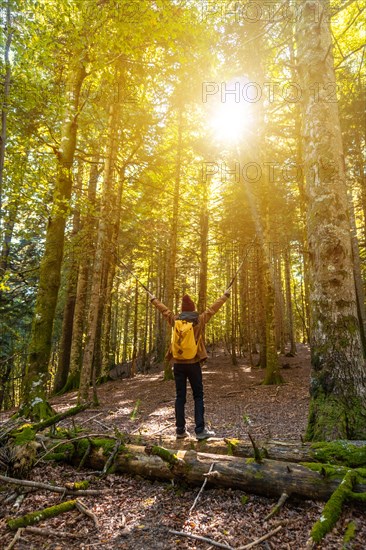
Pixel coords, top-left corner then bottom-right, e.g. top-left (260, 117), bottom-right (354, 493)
top-left (20, 4), bottom-right (91, 418)
top-left (296, 0), bottom-right (366, 440)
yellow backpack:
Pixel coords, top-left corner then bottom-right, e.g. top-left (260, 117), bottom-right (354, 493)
top-left (171, 320), bottom-right (198, 360)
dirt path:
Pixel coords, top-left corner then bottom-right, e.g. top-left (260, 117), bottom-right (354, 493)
top-left (49, 343), bottom-right (311, 442)
top-left (1, 345), bottom-right (365, 549)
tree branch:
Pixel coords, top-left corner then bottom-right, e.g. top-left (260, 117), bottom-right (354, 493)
top-left (0, 474), bottom-right (103, 496)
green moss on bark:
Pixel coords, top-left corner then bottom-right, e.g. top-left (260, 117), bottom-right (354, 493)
top-left (74, 438), bottom-right (117, 459)
top-left (43, 442), bottom-right (75, 462)
top-left (59, 371), bottom-right (80, 395)
top-left (151, 445), bottom-right (178, 466)
top-left (348, 491), bottom-right (366, 502)
top-left (7, 499), bottom-right (77, 530)
top-left (343, 520), bottom-right (356, 547)
top-left (73, 480), bottom-right (89, 490)
top-left (13, 426), bottom-right (35, 445)
top-left (301, 462), bottom-right (349, 480)
top-left (310, 441), bottom-right (366, 468)
top-left (226, 438), bottom-right (240, 456)
top-left (306, 393), bottom-right (366, 441)
top-left (311, 470), bottom-right (356, 543)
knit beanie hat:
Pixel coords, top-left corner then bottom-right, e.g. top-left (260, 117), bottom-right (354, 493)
top-left (181, 294), bottom-right (195, 312)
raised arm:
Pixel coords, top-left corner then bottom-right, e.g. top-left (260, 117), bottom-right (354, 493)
top-left (149, 296), bottom-right (176, 327)
top-left (199, 290), bottom-right (231, 326)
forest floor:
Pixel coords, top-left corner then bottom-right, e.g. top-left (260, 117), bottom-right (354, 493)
top-left (1, 343), bottom-right (365, 549)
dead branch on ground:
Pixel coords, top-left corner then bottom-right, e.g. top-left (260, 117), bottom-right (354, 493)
top-left (0, 474), bottom-right (103, 496)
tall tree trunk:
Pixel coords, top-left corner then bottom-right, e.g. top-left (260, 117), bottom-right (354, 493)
top-left (21, 58), bottom-right (87, 419)
top-left (230, 251), bottom-right (239, 365)
top-left (0, 348), bottom-right (13, 410)
top-left (154, 248), bottom-right (167, 362)
top-left (239, 6), bottom-right (281, 380)
top-left (291, 29), bottom-right (311, 344)
top-left (66, 161), bottom-right (99, 392)
top-left (262, 249), bottom-right (283, 384)
top-left (122, 300), bottom-right (131, 363)
top-left (284, 246), bottom-right (297, 356)
top-left (111, 278), bottom-right (120, 367)
top-left (0, 0), bottom-right (12, 220)
top-left (101, 172), bottom-right (124, 378)
top-left (163, 107), bottom-right (183, 380)
top-left (355, 129), bottom-right (366, 247)
top-left (296, 0), bottom-right (366, 440)
top-left (130, 278), bottom-right (139, 378)
top-left (262, 203), bottom-right (282, 383)
top-left (256, 248), bottom-right (266, 368)
top-left (53, 172), bottom-right (82, 394)
top-left (348, 192), bottom-right (366, 354)
top-left (78, 95), bottom-right (120, 403)
top-left (274, 252), bottom-right (286, 354)
top-left (197, 182), bottom-right (208, 313)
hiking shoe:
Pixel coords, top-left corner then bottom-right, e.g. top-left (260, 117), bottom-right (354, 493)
top-left (176, 430), bottom-right (190, 439)
top-left (196, 429), bottom-right (215, 440)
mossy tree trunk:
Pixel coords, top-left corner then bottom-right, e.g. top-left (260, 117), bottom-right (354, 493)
top-left (296, 0), bottom-right (366, 440)
top-left (104, 434), bottom-right (366, 467)
top-left (21, 58), bottom-right (87, 420)
top-left (53, 178), bottom-right (81, 394)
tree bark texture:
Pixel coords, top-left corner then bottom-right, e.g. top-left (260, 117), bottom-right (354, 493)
top-left (296, 0), bottom-right (366, 440)
top-left (58, 440), bottom-right (366, 502)
top-left (112, 434), bottom-right (366, 467)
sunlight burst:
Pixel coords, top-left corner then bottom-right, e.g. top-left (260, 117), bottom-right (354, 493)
top-left (207, 80), bottom-right (255, 145)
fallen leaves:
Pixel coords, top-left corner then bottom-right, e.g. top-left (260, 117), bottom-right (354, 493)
top-left (1, 345), bottom-right (365, 548)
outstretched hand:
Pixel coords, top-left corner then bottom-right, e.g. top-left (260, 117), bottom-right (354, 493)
top-left (224, 288), bottom-right (231, 297)
top-left (148, 292), bottom-right (156, 301)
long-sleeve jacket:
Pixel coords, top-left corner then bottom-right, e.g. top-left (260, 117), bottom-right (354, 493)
top-left (151, 294), bottom-right (229, 364)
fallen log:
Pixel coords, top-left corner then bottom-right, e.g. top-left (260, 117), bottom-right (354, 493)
top-left (45, 437), bottom-right (366, 502)
top-left (121, 434), bottom-right (366, 467)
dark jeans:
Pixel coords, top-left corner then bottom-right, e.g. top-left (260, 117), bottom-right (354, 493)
top-left (173, 362), bottom-right (204, 435)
